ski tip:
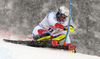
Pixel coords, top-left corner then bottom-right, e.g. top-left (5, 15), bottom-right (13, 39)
top-left (3, 39), bottom-right (11, 42)
top-left (3, 39), bottom-right (9, 40)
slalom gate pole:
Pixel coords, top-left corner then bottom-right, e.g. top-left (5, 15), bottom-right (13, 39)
top-left (63, 0), bottom-right (73, 45)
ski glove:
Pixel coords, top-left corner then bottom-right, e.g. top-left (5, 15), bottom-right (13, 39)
top-left (55, 23), bottom-right (74, 32)
top-left (55, 23), bottom-right (63, 29)
top-left (63, 25), bottom-right (74, 32)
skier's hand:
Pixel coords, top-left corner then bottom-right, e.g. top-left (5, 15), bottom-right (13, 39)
top-left (63, 25), bottom-right (74, 32)
top-left (55, 23), bottom-right (63, 28)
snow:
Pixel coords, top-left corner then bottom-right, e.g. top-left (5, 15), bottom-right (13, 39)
top-left (0, 37), bottom-right (100, 59)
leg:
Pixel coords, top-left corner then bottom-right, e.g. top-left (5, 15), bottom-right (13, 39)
top-left (33, 33), bottom-right (51, 41)
top-left (51, 34), bottom-right (66, 41)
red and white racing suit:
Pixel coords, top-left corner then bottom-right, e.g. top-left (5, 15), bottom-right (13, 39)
top-left (32, 12), bottom-right (71, 44)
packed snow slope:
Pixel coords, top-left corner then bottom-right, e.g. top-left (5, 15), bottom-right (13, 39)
top-left (0, 37), bottom-right (100, 59)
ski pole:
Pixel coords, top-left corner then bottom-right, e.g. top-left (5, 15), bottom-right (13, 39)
top-left (63, 0), bottom-right (73, 45)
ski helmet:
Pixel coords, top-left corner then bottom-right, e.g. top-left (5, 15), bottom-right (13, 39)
top-left (57, 6), bottom-right (69, 18)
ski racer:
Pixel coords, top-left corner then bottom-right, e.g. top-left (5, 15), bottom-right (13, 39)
top-left (29, 6), bottom-right (75, 50)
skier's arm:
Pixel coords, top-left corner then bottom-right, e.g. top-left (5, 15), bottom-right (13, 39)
top-left (47, 13), bottom-right (74, 32)
top-left (47, 13), bottom-right (64, 29)
top-left (55, 23), bottom-right (74, 32)
top-left (47, 13), bottom-right (58, 26)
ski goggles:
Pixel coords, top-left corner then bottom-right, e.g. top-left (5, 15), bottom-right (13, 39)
top-left (61, 14), bottom-right (68, 19)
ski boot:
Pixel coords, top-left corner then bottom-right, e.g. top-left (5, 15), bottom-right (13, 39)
top-left (51, 34), bottom-right (66, 46)
top-left (68, 45), bottom-right (76, 53)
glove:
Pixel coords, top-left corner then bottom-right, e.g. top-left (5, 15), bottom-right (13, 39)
top-left (55, 23), bottom-right (74, 32)
top-left (63, 25), bottom-right (74, 32)
top-left (55, 23), bottom-right (63, 29)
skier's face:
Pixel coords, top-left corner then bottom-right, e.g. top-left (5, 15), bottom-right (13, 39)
top-left (58, 14), bottom-right (67, 21)
top-left (59, 16), bottom-right (65, 21)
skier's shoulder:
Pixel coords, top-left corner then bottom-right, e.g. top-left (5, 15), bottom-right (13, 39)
top-left (47, 12), bottom-right (56, 15)
top-left (47, 12), bottom-right (56, 18)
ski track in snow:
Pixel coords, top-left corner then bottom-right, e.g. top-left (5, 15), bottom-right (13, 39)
top-left (0, 37), bottom-right (100, 59)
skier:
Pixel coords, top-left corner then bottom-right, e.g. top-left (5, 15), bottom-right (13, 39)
top-left (29, 6), bottom-right (75, 50)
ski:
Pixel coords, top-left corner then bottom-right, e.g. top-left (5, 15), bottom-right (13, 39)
top-left (3, 39), bottom-right (76, 53)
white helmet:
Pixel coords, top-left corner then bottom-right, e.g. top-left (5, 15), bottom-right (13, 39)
top-left (58, 6), bottom-right (69, 16)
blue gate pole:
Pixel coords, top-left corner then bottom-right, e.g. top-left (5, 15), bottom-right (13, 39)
top-left (64, 0), bottom-right (73, 45)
